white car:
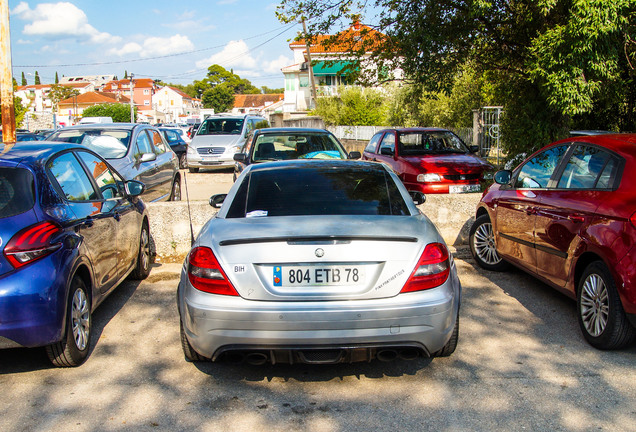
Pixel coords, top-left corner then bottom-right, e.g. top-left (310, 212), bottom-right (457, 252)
top-left (177, 160), bottom-right (461, 365)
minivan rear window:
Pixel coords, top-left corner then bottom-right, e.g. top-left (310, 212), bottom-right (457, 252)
top-left (0, 167), bottom-right (35, 218)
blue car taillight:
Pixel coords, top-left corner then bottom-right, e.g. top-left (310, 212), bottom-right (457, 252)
top-left (3, 221), bottom-right (63, 269)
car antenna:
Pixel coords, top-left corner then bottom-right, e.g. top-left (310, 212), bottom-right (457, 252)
top-left (183, 171), bottom-right (195, 246)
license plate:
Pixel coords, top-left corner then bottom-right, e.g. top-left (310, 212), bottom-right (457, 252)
top-left (449, 184), bottom-right (481, 193)
top-left (273, 265), bottom-right (365, 287)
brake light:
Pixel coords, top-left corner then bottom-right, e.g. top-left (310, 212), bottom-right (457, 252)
top-left (401, 243), bottom-right (450, 293)
top-left (187, 246), bottom-right (239, 296)
top-left (4, 221), bottom-right (63, 268)
top-left (630, 211), bottom-right (636, 229)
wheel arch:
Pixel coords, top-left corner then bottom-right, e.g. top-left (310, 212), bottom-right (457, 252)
top-left (572, 251), bottom-right (605, 295)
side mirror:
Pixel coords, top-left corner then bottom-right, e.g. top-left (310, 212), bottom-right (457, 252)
top-left (348, 151), bottom-right (361, 159)
top-left (380, 147), bottom-right (394, 156)
top-left (233, 153), bottom-right (247, 163)
top-left (469, 145), bottom-right (480, 153)
top-left (409, 191), bottom-right (426, 205)
top-left (494, 170), bottom-right (512, 185)
top-left (139, 152), bottom-right (156, 163)
top-left (209, 193), bottom-right (227, 208)
top-left (125, 180), bottom-right (145, 197)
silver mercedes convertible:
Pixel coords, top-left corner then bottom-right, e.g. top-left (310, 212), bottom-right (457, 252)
top-left (177, 160), bottom-right (461, 364)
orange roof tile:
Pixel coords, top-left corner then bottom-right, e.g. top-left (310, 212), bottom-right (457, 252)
top-left (290, 23), bottom-right (386, 54)
top-left (233, 94), bottom-right (283, 108)
top-left (59, 91), bottom-right (130, 105)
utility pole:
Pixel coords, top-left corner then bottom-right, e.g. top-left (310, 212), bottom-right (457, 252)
top-left (1, 0), bottom-right (16, 143)
top-left (302, 18), bottom-right (317, 110)
top-left (129, 73), bottom-right (135, 123)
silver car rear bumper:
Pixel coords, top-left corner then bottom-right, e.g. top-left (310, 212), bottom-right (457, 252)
top-left (179, 270), bottom-right (461, 360)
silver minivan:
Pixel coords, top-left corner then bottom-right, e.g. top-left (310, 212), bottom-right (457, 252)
top-left (186, 114), bottom-right (268, 173)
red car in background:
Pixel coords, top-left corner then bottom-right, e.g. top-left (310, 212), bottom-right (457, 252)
top-left (470, 134), bottom-right (636, 350)
top-left (362, 128), bottom-right (493, 194)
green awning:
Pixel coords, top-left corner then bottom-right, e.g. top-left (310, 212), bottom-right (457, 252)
top-left (312, 61), bottom-right (358, 76)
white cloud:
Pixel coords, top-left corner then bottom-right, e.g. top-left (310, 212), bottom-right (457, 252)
top-left (12, 1), bottom-right (121, 45)
top-left (196, 40), bottom-right (256, 70)
top-left (108, 34), bottom-right (194, 58)
top-left (263, 54), bottom-right (293, 74)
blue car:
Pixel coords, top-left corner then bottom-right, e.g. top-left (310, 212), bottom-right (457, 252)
top-left (0, 142), bottom-right (153, 366)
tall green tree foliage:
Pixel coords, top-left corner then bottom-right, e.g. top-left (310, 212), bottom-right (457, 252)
top-left (278, 0), bottom-right (636, 158)
top-left (21, 72), bottom-right (26, 86)
top-left (34, 71), bottom-right (40, 85)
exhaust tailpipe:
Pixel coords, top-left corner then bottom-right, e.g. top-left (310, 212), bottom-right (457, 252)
top-left (376, 349), bottom-right (398, 362)
top-left (398, 348), bottom-right (419, 361)
top-left (245, 352), bottom-right (269, 365)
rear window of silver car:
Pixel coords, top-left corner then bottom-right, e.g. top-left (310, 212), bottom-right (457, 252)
top-left (48, 129), bottom-right (130, 159)
top-left (226, 165), bottom-right (410, 218)
top-left (252, 132), bottom-right (347, 162)
top-left (0, 167), bottom-right (35, 218)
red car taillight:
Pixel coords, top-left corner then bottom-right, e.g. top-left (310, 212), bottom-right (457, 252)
top-left (4, 221), bottom-right (63, 269)
top-left (401, 242), bottom-right (450, 293)
top-left (187, 246), bottom-right (239, 296)
top-left (630, 211), bottom-right (636, 229)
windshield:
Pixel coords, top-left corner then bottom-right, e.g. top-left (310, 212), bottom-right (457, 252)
top-left (398, 131), bottom-right (469, 156)
top-left (252, 132), bottom-right (348, 162)
top-left (0, 167), bottom-right (35, 218)
top-left (197, 118), bottom-right (244, 136)
top-left (48, 129), bottom-right (131, 159)
top-left (226, 165), bottom-right (409, 218)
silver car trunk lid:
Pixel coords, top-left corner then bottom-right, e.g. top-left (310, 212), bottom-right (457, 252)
top-left (198, 214), bottom-right (442, 301)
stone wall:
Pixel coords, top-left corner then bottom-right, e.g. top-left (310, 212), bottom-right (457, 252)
top-left (146, 194), bottom-right (481, 263)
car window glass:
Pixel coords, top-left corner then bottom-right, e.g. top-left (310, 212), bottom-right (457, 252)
top-left (365, 133), bottom-right (382, 153)
top-left (164, 130), bottom-right (179, 143)
top-left (135, 131), bottom-right (153, 157)
top-left (399, 131), bottom-right (468, 155)
top-left (76, 151), bottom-right (123, 199)
top-left (514, 145), bottom-right (568, 189)
top-left (48, 129), bottom-right (130, 159)
top-left (150, 130), bottom-right (167, 154)
top-left (48, 152), bottom-right (98, 201)
top-left (557, 145), bottom-right (616, 189)
top-left (379, 133), bottom-right (395, 153)
top-left (226, 165), bottom-right (409, 217)
top-left (252, 133), bottom-right (347, 162)
top-left (0, 167), bottom-right (35, 218)
top-left (198, 118), bottom-right (244, 135)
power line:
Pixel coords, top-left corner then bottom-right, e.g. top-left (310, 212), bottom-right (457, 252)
top-left (13, 23), bottom-right (297, 69)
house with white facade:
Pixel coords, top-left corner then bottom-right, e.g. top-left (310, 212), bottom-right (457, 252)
top-left (152, 86), bottom-right (202, 123)
top-left (282, 21), bottom-right (400, 113)
top-left (15, 82), bottom-right (94, 113)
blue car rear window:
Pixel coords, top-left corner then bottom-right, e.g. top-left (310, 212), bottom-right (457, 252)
top-left (0, 167), bottom-right (35, 218)
top-left (226, 165), bottom-right (409, 218)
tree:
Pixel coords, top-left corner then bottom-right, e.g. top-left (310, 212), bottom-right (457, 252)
top-left (48, 84), bottom-right (80, 112)
top-left (315, 87), bottom-right (387, 126)
top-left (82, 103), bottom-right (136, 122)
top-left (55, 72), bottom-right (59, 84)
top-left (278, 0), bottom-right (636, 159)
top-left (34, 71), bottom-right (40, 85)
top-left (14, 96), bottom-right (28, 128)
top-left (261, 86), bottom-right (284, 94)
top-left (205, 64), bottom-right (260, 94)
top-left (21, 72), bottom-right (26, 86)
top-left (202, 84), bottom-right (234, 113)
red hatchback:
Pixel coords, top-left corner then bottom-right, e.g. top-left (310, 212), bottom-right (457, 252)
top-left (362, 128), bottom-right (493, 194)
top-left (470, 134), bottom-right (636, 349)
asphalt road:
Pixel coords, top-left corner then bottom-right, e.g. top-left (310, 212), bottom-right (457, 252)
top-left (1, 248), bottom-right (635, 432)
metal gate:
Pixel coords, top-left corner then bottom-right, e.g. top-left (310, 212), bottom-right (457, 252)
top-left (479, 107), bottom-right (503, 166)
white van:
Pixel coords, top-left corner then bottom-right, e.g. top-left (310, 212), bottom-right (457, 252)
top-left (79, 117), bottom-right (113, 124)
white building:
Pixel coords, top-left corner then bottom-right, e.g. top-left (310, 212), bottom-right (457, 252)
top-left (282, 21), bottom-right (401, 113)
top-left (152, 86), bottom-right (202, 123)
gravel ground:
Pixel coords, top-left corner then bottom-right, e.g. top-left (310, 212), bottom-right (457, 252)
top-left (1, 249), bottom-right (635, 432)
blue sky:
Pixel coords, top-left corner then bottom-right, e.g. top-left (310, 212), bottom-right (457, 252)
top-left (8, 0), bottom-right (304, 89)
